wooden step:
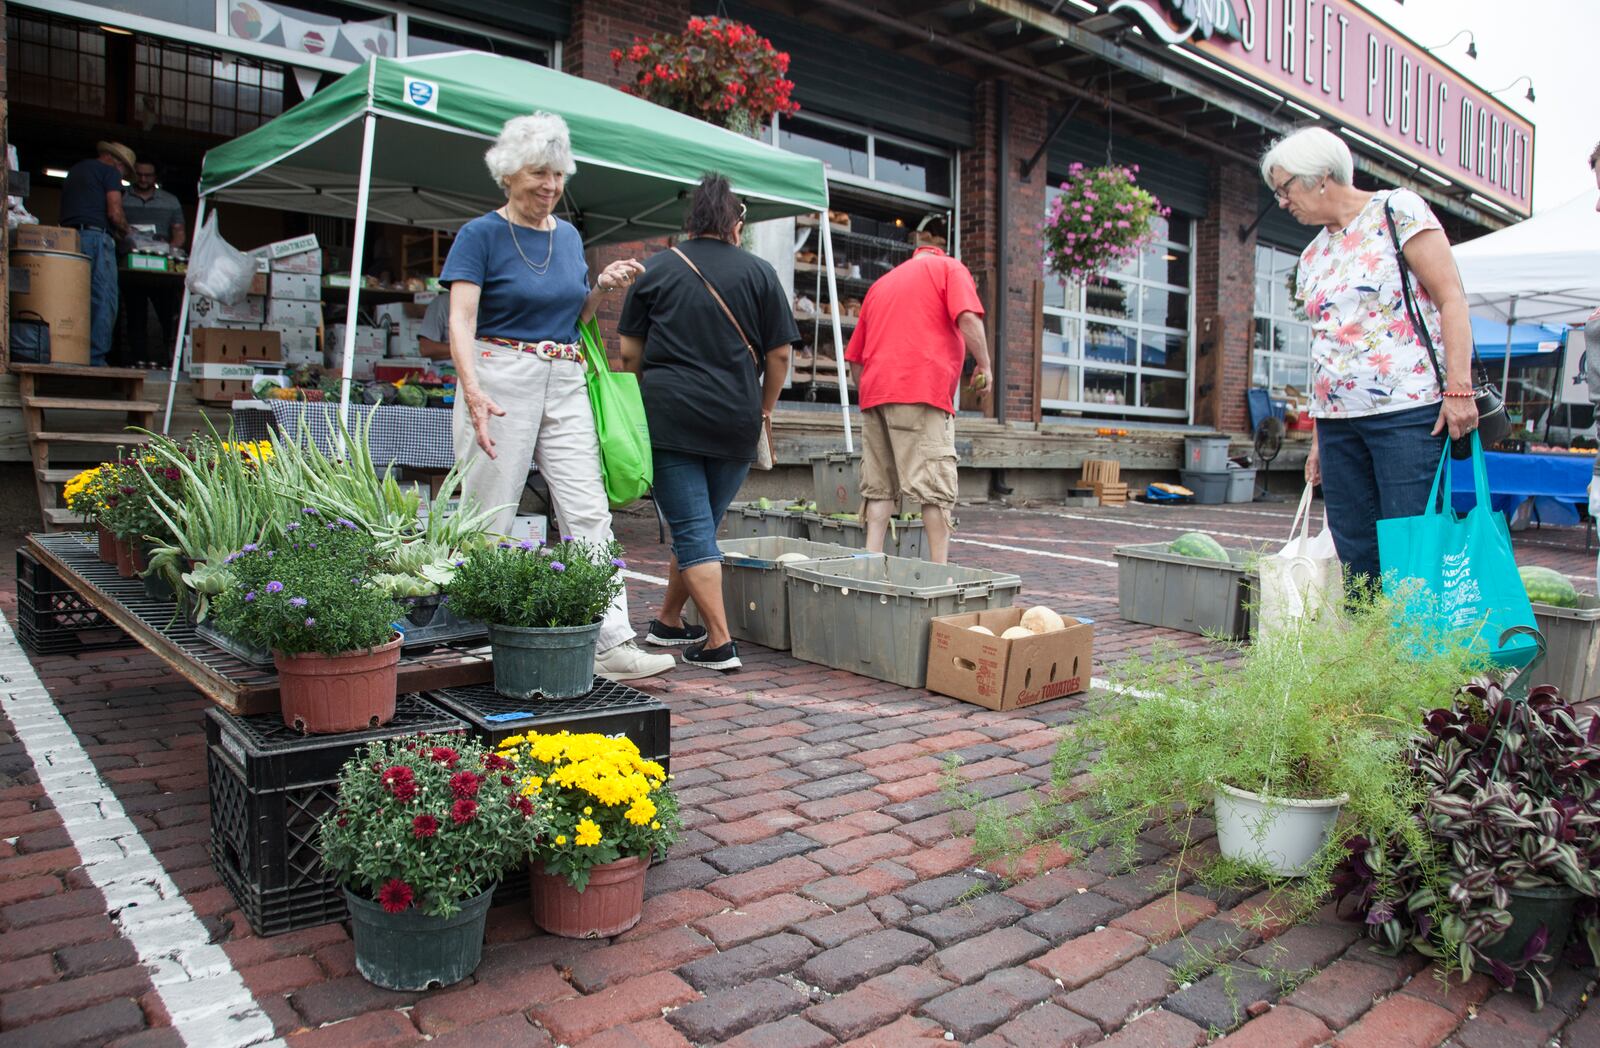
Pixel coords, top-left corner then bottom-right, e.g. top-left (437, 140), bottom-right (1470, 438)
top-left (43, 506), bottom-right (90, 526)
top-left (23, 396), bottom-right (160, 413)
top-left (29, 432), bottom-right (149, 446)
top-left (10, 362), bottom-right (151, 381)
top-left (38, 468), bottom-right (86, 484)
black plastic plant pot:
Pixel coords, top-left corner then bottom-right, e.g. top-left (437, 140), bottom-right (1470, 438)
top-left (1478, 883), bottom-right (1581, 972)
top-left (345, 885), bottom-right (494, 991)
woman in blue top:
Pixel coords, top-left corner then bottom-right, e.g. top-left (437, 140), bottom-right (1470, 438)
top-left (441, 112), bottom-right (674, 683)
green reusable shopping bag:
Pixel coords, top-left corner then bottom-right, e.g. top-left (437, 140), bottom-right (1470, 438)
top-left (579, 318), bottom-right (652, 509)
top-left (1376, 433), bottom-right (1539, 668)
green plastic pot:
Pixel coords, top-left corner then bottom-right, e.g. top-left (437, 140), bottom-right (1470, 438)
top-left (1479, 883), bottom-right (1581, 969)
top-left (345, 885), bottom-right (494, 991)
top-left (488, 621), bottom-right (601, 700)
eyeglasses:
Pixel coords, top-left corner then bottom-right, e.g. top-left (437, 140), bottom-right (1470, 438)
top-left (1272, 175), bottom-right (1299, 202)
top-left (738, 202), bottom-right (748, 221)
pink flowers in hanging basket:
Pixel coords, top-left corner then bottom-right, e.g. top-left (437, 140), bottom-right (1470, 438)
top-left (1042, 163), bottom-right (1169, 285)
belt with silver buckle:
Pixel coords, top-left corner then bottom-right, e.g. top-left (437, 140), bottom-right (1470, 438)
top-left (481, 337), bottom-right (584, 363)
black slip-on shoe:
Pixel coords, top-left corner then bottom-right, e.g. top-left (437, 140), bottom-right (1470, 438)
top-left (683, 639), bottom-right (742, 672)
top-left (646, 618), bottom-right (708, 647)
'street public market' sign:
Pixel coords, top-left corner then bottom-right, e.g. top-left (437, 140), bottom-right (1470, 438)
top-left (1117, 0), bottom-right (1535, 216)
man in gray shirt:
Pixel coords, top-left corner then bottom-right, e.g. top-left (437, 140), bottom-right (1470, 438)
top-left (120, 161), bottom-right (186, 367)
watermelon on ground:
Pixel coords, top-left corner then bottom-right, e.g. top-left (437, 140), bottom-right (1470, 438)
top-left (1519, 565), bottom-right (1579, 608)
top-left (1169, 532), bottom-right (1230, 562)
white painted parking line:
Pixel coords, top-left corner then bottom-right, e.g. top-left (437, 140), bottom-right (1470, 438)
top-left (950, 537), bottom-right (1117, 567)
top-left (624, 568), bottom-right (669, 586)
top-left (0, 616), bottom-right (283, 1048)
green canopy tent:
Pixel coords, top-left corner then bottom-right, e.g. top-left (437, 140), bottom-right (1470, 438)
top-left (164, 52), bottom-right (853, 446)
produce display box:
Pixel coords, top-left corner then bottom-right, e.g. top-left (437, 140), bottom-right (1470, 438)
top-left (927, 607), bottom-right (1093, 711)
top-left (807, 453), bottom-right (916, 516)
top-left (787, 555), bottom-right (1022, 688)
top-left (206, 694), bottom-right (465, 937)
top-left (426, 679), bottom-right (670, 767)
top-left (14, 548), bottom-right (128, 656)
top-left (723, 502), bottom-right (810, 541)
top-left (684, 536), bottom-right (880, 650)
top-left (1528, 596), bottom-right (1600, 701)
top-left (1113, 542), bottom-right (1254, 640)
top-left (803, 513), bottom-right (928, 561)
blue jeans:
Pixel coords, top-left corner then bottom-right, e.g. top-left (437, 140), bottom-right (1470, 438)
top-left (1316, 403), bottom-right (1445, 586)
top-left (653, 449), bottom-right (750, 569)
top-left (80, 229), bottom-right (118, 366)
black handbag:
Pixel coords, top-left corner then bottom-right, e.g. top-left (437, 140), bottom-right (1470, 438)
top-left (8, 310), bottom-right (51, 365)
top-left (1382, 198), bottom-right (1509, 458)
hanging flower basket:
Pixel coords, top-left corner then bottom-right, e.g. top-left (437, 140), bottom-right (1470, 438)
top-left (1042, 163), bottom-right (1169, 285)
top-left (611, 16), bottom-right (799, 135)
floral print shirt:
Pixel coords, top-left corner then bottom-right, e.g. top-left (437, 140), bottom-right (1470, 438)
top-left (1296, 189), bottom-right (1445, 418)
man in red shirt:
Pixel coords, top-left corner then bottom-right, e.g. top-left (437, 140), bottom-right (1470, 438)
top-left (845, 216), bottom-right (993, 563)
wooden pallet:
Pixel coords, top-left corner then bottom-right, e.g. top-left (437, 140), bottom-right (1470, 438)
top-left (1093, 481), bottom-right (1129, 506)
top-left (14, 364), bottom-right (156, 531)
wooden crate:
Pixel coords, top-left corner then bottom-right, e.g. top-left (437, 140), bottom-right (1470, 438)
top-left (1094, 481), bottom-right (1129, 506)
top-left (1080, 459), bottom-right (1121, 487)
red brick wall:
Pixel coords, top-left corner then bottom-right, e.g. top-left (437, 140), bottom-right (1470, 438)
top-left (961, 80), bottom-right (1046, 424)
top-left (1194, 159), bottom-right (1258, 433)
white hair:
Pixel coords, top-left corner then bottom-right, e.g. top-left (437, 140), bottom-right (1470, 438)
top-left (1259, 126), bottom-right (1353, 189)
top-left (484, 113), bottom-right (576, 187)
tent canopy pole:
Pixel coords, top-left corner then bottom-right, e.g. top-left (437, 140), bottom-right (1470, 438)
top-left (163, 194), bottom-right (208, 434)
top-left (336, 107), bottom-right (380, 453)
top-left (817, 211), bottom-right (853, 453)
top-left (1502, 295), bottom-right (1519, 397)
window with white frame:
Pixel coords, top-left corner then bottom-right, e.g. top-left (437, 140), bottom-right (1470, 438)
top-left (777, 113), bottom-right (953, 205)
top-left (1252, 243), bottom-right (1313, 394)
top-left (1040, 193), bottom-right (1194, 419)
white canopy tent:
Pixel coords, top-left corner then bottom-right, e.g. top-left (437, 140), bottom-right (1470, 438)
top-left (1454, 191), bottom-right (1600, 391)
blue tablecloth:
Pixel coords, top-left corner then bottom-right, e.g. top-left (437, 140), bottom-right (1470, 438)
top-left (1450, 450), bottom-right (1594, 526)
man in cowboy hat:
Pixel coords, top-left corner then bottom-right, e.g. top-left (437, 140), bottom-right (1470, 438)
top-left (60, 141), bottom-right (136, 366)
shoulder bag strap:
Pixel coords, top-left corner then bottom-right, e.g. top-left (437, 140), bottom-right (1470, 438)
top-left (670, 246), bottom-right (761, 371)
top-left (1382, 197), bottom-right (1447, 390)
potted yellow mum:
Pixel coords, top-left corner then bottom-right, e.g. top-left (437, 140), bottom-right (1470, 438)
top-left (497, 731), bottom-right (679, 938)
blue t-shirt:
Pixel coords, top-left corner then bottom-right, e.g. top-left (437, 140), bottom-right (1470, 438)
top-left (60, 158), bottom-right (123, 230)
top-left (439, 212), bottom-right (589, 343)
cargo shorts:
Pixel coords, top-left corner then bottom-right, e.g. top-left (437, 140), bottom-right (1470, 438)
top-left (859, 403), bottom-right (958, 511)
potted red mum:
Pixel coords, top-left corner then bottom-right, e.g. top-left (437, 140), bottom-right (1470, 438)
top-left (319, 732), bottom-right (549, 990)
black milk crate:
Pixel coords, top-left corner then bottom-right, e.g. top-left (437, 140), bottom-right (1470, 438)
top-left (14, 549), bottom-right (128, 655)
top-left (206, 693), bottom-right (466, 937)
top-left (426, 678), bottom-right (671, 773)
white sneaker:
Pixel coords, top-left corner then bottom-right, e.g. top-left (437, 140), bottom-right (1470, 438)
top-left (595, 640), bottom-right (675, 682)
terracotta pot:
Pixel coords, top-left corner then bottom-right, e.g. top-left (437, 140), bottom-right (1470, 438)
top-left (115, 537), bottom-right (135, 578)
top-left (530, 854), bottom-right (648, 938)
top-left (274, 634), bottom-right (402, 734)
top-left (96, 525), bottom-right (118, 565)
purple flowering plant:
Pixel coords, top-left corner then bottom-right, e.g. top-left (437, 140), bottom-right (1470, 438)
top-left (1042, 163), bottom-right (1168, 285)
top-left (445, 536), bottom-right (624, 629)
top-left (210, 527), bottom-right (403, 656)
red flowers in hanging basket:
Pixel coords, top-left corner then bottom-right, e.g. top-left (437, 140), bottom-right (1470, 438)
top-left (611, 16), bottom-right (800, 134)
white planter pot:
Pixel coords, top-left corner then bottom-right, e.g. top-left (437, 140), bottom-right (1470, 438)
top-left (1213, 781), bottom-right (1348, 877)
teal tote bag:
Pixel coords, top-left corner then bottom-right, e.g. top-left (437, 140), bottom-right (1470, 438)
top-left (1376, 432), bottom-right (1538, 668)
top-left (579, 318), bottom-right (653, 509)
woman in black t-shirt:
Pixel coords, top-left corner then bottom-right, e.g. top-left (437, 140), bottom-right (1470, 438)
top-left (618, 175), bottom-right (797, 672)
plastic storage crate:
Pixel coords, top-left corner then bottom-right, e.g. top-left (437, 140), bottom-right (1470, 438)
top-left (723, 503), bottom-right (810, 540)
top-left (810, 452), bottom-right (862, 516)
top-left (1528, 596), bottom-right (1600, 701)
top-left (14, 547), bottom-right (128, 655)
top-left (1226, 468), bottom-right (1257, 504)
top-left (1114, 542), bottom-right (1254, 639)
top-left (207, 694), bottom-right (465, 937)
top-left (1178, 470), bottom-right (1231, 506)
top-left (786, 555), bottom-right (1022, 687)
top-left (686, 536), bottom-right (878, 650)
top-left (428, 678), bottom-right (670, 768)
top-left (1183, 436), bottom-right (1232, 473)
top-left (803, 513), bottom-right (928, 561)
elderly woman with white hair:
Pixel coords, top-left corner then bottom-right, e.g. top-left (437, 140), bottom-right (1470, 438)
top-left (440, 112), bottom-right (674, 681)
top-left (1261, 126), bottom-right (1477, 589)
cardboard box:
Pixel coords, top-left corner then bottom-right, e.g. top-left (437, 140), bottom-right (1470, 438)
top-left (510, 514), bottom-right (548, 545)
top-left (926, 608), bottom-right (1093, 711)
top-left (272, 249), bottom-right (324, 274)
top-left (12, 225), bottom-right (80, 253)
top-left (190, 327), bottom-right (282, 403)
top-left (189, 293), bottom-right (266, 325)
top-left (270, 271), bottom-right (321, 301)
top-left (267, 298), bottom-right (322, 327)
top-left (373, 302), bottom-right (430, 357)
top-left (248, 271), bottom-right (269, 296)
top-left (253, 234), bottom-right (320, 262)
top-left (327, 324), bottom-right (386, 356)
top-left (265, 323), bottom-right (319, 362)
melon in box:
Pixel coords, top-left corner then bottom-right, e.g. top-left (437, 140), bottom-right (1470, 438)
top-left (926, 607), bottom-right (1092, 711)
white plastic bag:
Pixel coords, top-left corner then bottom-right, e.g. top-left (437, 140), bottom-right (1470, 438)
top-left (185, 212), bottom-right (255, 304)
top-left (1258, 484), bottom-right (1343, 638)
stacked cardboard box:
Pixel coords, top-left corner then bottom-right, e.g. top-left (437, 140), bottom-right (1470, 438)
top-left (257, 235), bottom-right (323, 368)
top-left (373, 301), bottom-right (429, 359)
top-left (325, 324), bottom-right (385, 379)
top-left (191, 327), bottom-right (282, 403)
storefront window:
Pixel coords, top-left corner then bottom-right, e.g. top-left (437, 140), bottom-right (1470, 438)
top-left (1252, 244), bottom-right (1314, 395)
top-left (135, 39), bottom-right (285, 136)
top-left (1041, 188), bottom-right (1194, 419)
top-left (778, 113), bottom-right (953, 205)
top-left (8, 12), bottom-right (108, 118)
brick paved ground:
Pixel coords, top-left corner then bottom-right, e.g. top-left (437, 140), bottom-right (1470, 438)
top-left (1, 499), bottom-right (1598, 1047)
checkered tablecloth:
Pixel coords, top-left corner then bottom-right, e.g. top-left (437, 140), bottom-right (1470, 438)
top-left (232, 401), bottom-right (457, 471)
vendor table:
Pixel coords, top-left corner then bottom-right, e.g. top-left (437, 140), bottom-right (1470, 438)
top-left (24, 532), bottom-right (492, 716)
top-left (232, 400), bottom-right (455, 471)
top-left (1450, 450), bottom-right (1594, 527)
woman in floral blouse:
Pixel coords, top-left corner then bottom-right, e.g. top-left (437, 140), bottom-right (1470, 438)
top-left (1261, 127), bottom-right (1477, 588)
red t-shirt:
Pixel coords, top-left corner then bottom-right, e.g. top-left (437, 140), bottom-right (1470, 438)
top-left (844, 247), bottom-right (985, 413)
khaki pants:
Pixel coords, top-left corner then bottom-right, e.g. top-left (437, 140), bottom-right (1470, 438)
top-left (452, 340), bottom-right (634, 652)
top-left (859, 403), bottom-right (959, 510)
